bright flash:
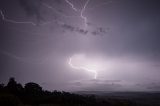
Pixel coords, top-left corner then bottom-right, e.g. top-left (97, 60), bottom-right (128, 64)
top-left (68, 54), bottom-right (106, 79)
top-left (69, 57), bottom-right (97, 79)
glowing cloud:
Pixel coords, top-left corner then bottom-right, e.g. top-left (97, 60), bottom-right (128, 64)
top-left (69, 57), bottom-right (97, 79)
top-left (68, 54), bottom-right (107, 79)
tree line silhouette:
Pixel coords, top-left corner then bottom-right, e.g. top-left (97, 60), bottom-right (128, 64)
top-left (0, 77), bottom-right (136, 106)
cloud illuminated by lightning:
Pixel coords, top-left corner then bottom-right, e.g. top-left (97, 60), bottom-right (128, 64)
top-left (68, 57), bottom-right (97, 79)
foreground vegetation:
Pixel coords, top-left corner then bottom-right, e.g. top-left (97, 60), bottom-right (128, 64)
top-left (0, 78), bottom-right (159, 106)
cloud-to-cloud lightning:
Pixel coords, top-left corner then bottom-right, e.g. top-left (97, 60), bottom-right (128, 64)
top-left (80, 0), bottom-right (90, 28)
top-left (64, 0), bottom-right (90, 28)
top-left (65, 0), bottom-right (78, 12)
top-left (68, 57), bottom-right (97, 79)
top-left (0, 9), bottom-right (65, 27)
top-left (0, 9), bottom-right (36, 26)
top-left (41, 2), bottom-right (79, 18)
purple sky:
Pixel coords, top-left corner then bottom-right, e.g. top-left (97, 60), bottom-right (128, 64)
top-left (0, 0), bottom-right (160, 91)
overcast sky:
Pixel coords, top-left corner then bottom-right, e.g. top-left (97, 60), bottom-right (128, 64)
top-left (0, 0), bottom-right (160, 91)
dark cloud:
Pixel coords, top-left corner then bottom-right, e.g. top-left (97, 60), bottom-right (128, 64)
top-left (61, 23), bottom-right (109, 36)
top-left (61, 24), bottom-right (75, 32)
top-left (91, 27), bottom-right (109, 36)
top-left (76, 28), bottom-right (88, 35)
top-left (61, 23), bottom-right (88, 35)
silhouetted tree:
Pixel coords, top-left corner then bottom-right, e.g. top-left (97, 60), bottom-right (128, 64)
top-left (7, 77), bottom-right (17, 93)
top-left (0, 83), bottom-right (4, 89)
top-left (6, 77), bottom-right (23, 95)
top-left (25, 82), bottom-right (42, 95)
top-left (7, 77), bottom-right (17, 89)
top-left (0, 83), bottom-right (4, 93)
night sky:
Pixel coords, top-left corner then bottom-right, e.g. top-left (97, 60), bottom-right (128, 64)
top-left (0, 0), bottom-right (160, 91)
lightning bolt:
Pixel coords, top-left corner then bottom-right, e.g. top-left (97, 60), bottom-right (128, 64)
top-left (64, 0), bottom-right (90, 28)
top-left (1, 0), bottom-right (113, 28)
top-left (80, 0), bottom-right (90, 28)
top-left (65, 0), bottom-right (78, 12)
top-left (0, 9), bottom-right (36, 26)
top-left (40, 0), bottom-right (92, 28)
top-left (68, 57), bottom-right (97, 79)
top-left (0, 9), bottom-right (64, 26)
top-left (42, 2), bottom-right (80, 18)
